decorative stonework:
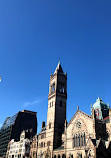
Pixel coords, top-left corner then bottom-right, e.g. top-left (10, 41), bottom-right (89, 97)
top-left (76, 120), bottom-right (82, 129)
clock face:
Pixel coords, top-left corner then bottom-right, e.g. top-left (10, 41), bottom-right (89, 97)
top-left (76, 120), bottom-right (82, 128)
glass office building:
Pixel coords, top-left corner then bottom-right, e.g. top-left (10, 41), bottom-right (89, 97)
top-left (0, 110), bottom-right (37, 157)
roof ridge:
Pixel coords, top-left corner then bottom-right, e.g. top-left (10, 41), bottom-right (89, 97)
top-left (67, 110), bottom-right (92, 127)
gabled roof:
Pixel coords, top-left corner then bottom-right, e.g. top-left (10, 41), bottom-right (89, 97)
top-left (67, 110), bottom-right (92, 127)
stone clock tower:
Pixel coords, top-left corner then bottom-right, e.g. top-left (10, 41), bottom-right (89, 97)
top-left (46, 61), bottom-right (67, 150)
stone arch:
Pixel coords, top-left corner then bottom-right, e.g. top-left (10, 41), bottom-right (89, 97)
top-left (62, 154), bottom-right (66, 158)
top-left (58, 154), bottom-right (60, 158)
top-left (76, 152), bottom-right (82, 158)
top-left (69, 153), bottom-right (73, 158)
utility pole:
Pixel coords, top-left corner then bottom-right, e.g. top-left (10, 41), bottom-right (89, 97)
top-left (0, 76), bottom-right (1, 82)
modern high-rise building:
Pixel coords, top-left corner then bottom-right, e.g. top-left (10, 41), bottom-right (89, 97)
top-left (0, 110), bottom-right (37, 157)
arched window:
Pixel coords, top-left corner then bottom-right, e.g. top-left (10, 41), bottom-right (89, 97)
top-left (63, 83), bottom-right (65, 93)
top-left (41, 142), bottom-right (43, 147)
top-left (47, 141), bottom-right (51, 146)
top-left (52, 101), bottom-right (53, 107)
top-left (54, 155), bottom-right (56, 158)
top-left (81, 134), bottom-right (83, 147)
top-left (77, 135), bottom-right (79, 147)
top-left (60, 83), bottom-right (62, 92)
top-left (51, 83), bottom-right (55, 93)
top-left (84, 132), bottom-right (86, 146)
top-left (33, 151), bottom-right (35, 156)
top-left (79, 133), bottom-right (80, 147)
top-left (49, 122), bottom-right (51, 129)
top-left (58, 154), bottom-right (60, 158)
top-left (62, 154), bottom-right (66, 158)
top-left (76, 135), bottom-right (78, 147)
top-left (73, 135), bottom-right (75, 147)
top-left (50, 102), bottom-right (51, 107)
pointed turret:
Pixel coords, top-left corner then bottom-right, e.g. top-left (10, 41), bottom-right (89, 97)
top-left (54, 60), bottom-right (64, 74)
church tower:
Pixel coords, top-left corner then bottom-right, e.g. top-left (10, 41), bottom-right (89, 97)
top-left (46, 61), bottom-right (67, 150)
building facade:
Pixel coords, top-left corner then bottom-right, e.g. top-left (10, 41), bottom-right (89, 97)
top-left (0, 110), bottom-right (37, 157)
top-left (37, 62), bottom-right (111, 158)
top-left (6, 130), bottom-right (30, 158)
top-left (30, 135), bottom-right (38, 158)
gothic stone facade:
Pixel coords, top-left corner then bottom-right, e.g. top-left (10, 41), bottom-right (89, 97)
top-left (37, 62), bottom-right (111, 158)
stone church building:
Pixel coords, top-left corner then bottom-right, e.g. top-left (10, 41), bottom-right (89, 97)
top-left (37, 62), bottom-right (111, 158)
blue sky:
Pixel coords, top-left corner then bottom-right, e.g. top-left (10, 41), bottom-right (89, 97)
top-left (0, 0), bottom-right (111, 133)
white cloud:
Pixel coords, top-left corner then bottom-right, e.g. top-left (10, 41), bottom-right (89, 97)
top-left (22, 99), bottom-right (40, 108)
